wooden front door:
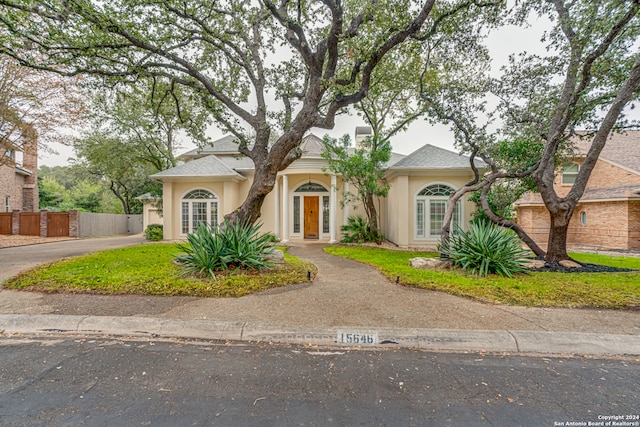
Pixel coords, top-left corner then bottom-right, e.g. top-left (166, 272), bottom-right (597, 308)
top-left (304, 196), bottom-right (319, 239)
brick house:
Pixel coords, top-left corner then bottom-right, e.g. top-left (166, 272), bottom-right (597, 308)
top-left (0, 124), bottom-right (39, 213)
top-left (516, 130), bottom-right (640, 251)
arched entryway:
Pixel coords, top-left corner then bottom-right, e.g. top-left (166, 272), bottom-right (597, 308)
top-left (293, 182), bottom-right (329, 239)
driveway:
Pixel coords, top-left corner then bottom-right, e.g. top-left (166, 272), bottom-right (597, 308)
top-left (0, 235), bottom-right (145, 285)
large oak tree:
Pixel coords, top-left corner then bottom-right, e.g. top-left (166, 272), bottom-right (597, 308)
top-left (0, 0), bottom-right (491, 225)
top-left (496, 0), bottom-right (640, 262)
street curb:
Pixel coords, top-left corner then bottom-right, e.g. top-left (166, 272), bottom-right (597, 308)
top-left (1, 314), bottom-right (639, 356)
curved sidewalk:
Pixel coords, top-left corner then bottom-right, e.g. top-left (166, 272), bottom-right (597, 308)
top-left (1, 241), bottom-right (639, 356)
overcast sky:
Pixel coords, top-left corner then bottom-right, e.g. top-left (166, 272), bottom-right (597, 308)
top-left (40, 13), bottom-right (554, 167)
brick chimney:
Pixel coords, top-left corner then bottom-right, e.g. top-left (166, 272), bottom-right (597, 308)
top-left (19, 123), bottom-right (39, 212)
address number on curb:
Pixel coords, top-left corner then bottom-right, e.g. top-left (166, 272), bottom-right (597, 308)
top-left (336, 331), bottom-right (378, 345)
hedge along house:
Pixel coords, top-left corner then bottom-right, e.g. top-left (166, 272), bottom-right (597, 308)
top-left (515, 130), bottom-right (640, 251)
top-left (151, 128), bottom-right (485, 248)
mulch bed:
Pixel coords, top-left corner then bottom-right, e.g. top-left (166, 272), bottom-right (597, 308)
top-left (527, 262), bottom-right (637, 273)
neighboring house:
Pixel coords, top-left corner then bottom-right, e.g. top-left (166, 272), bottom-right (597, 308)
top-left (0, 124), bottom-right (38, 213)
top-left (150, 128), bottom-right (484, 248)
top-left (516, 130), bottom-right (640, 251)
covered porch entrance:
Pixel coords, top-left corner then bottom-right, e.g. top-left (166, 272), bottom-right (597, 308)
top-left (277, 174), bottom-right (340, 243)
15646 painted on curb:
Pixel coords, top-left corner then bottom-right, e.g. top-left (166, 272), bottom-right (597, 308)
top-left (336, 331), bottom-right (378, 345)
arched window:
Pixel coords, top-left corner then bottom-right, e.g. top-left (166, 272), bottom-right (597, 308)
top-left (415, 184), bottom-right (461, 239)
top-left (580, 211), bottom-right (587, 226)
top-left (295, 182), bottom-right (328, 192)
top-left (562, 163), bottom-right (579, 184)
top-left (181, 189), bottom-right (218, 234)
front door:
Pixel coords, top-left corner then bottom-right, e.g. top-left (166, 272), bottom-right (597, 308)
top-left (304, 196), bottom-right (319, 239)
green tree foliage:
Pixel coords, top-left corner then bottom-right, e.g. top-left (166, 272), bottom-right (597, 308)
top-left (74, 133), bottom-right (158, 214)
top-left (321, 133), bottom-right (390, 242)
top-left (74, 79), bottom-right (209, 215)
top-left (0, 0), bottom-right (497, 226)
top-left (492, 0), bottom-right (640, 262)
top-left (38, 165), bottom-right (122, 213)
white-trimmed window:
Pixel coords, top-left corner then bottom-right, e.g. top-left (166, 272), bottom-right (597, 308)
top-left (562, 163), bottom-right (579, 184)
top-left (415, 184), bottom-right (461, 239)
top-left (181, 189), bottom-right (218, 234)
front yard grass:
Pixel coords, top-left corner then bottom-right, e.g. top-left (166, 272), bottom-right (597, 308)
top-left (324, 246), bottom-right (640, 309)
top-left (4, 243), bottom-right (315, 298)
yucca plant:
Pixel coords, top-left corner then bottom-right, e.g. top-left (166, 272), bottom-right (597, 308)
top-left (439, 222), bottom-right (531, 278)
top-left (175, 220), bottom-right (275, 279)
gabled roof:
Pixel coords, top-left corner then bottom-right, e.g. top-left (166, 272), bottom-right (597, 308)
top-left (573, 130), bottom-right (640, 173)
top-left (388, 144), bottom-right (485, 170)
top-left (177, 135), bottom-right (242, 160)
top-left (151, 155), bottom-right (245, 180)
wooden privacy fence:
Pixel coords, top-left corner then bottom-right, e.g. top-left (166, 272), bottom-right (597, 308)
top-left (19, 212), bottom-right (41, 236)
top-left (0, 210), bottom-right (142, 238)
top-left (0, 213), bottom-right (11, 234)
top-left (48, 212), bottom-right (70, 237)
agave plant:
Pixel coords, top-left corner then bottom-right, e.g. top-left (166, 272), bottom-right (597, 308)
top-left (439, 221), bottom-right (531, 278)
top-left (175, 219), bottom-right (275, 279)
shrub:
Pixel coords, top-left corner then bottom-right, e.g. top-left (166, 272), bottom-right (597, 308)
top-left (439, 222), bottom-right (531, 278)
top-left (144, 224), bottom-right (163, 241)
top-left (175, 220), bottom-right (275, 279)
top-left (341, 215), bottom-right (383, 243)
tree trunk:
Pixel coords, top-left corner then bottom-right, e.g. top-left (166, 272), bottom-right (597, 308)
top-left (224, 162), bottom-right (276, 225)
top-left (545, 210), bottom-right (573, 263)
top-left (364, 193), bottom-right (381, 243)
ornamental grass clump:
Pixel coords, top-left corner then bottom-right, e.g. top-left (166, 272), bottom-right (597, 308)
top-left (175, 220), bottom-right (276, 279)
top-left (439, 222), bottom-right (531, 278)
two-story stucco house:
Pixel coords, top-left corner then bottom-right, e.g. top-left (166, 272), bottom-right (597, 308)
top-left (151, 128), bottom-right (485, 248)
top-left (516, 130), bottom-right (640, 251)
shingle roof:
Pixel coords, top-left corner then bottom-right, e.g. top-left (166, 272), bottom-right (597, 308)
top-left (573, 130), bottom-right (640, 173)
top-left (515, 183), bottom-right (640, 205)
top-left (388, 144), bottom-right (485, 169)
top-left (177, 135), bottom-right (241, 159)
top-left (299, 134), bottom-right (326, 157)
top-left (151, 155), bottom-right (245, 179)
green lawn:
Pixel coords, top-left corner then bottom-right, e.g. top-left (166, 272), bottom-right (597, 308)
top-left (6, 242), bottom-right (640, 309)
top-left (323, 246), bottom-right (640, 309)
top-left (4, 243), bottom-right (315, 298)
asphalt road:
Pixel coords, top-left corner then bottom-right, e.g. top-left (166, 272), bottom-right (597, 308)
top-left (1, 336), bottom-right (638, 427)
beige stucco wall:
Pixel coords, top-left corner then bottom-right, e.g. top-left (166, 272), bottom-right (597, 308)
top-left (160, 171), bottom-right (356, 241)
top-left (160, 166), bottom-right (478, 246)
top-left (141, 204), bottom-right (163, 230)
top-left (384, 172), bottom-right (477, 249)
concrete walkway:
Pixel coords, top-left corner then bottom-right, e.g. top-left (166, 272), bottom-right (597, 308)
top-left (1, 239), bottom-right (639, 356)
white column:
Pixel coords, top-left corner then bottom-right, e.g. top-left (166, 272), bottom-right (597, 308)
top-left (282, 174), bottom-right (289, 243)
top-left (274, 175), bottom-right (280, 239)
top-left (329, 174), bottom-right (337, 243)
